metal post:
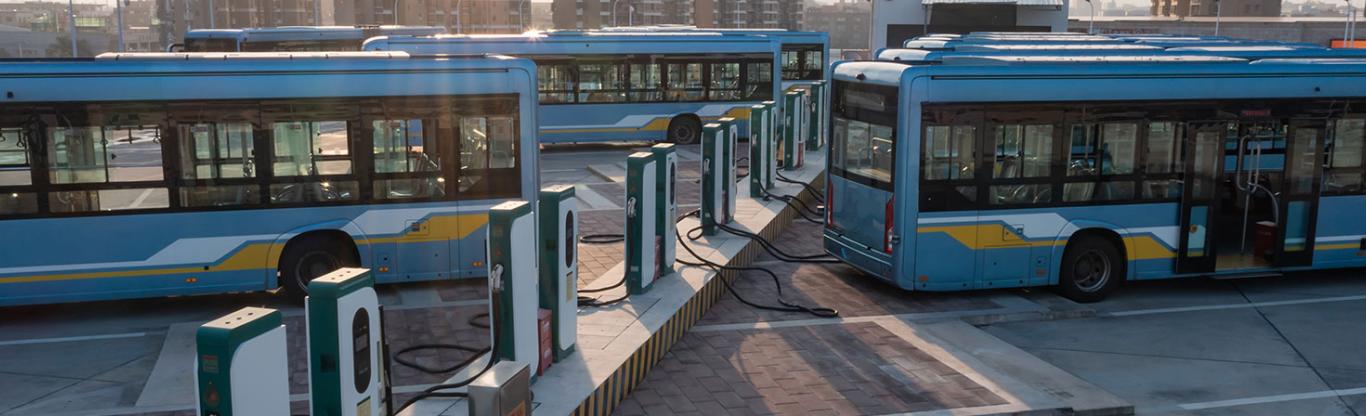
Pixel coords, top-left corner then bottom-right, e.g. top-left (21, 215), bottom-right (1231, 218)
top-left (67, 0), bottom-right (77, 56)
top-left (209, 0), bottom-right (215, 28)
top-left (519, 0), bottom-right (528, 30)
top-left (314, 0), bottom-right (321, 25)
top-left (1347, 0), bottom-right (1354, 46)
top-left (117, 0), bottom-right (125, 52)
top-left (612, 0), bottom-right (619, 26)
top-left (629, 4), bottom-right (634, 26)
top-left (394, 0), bottom-right (400, 24)
top-left (456, 0), bottom-right (464, 33)
top-left (1085, 0), bottom-right (1094, 34)
top-left (1214, 0), bottom-right (1221, 36)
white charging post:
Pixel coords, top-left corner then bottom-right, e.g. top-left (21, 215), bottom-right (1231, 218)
top-left (807, 81), bottom-right (826, 151)
top-left (749, 102), bottom-right (775, 197)
top-left (626, 152), bottom-right (659, 294)
top-left (196, 307), bottom-right (289, 416)
top-left (307, 268), bottom-right (385, 416)
top-left (538, 185), bottom-right (577, 361)
top-left (700, 122), bottom-right (728, 236)
top-left (652, 143), bottom-right (678, 275)
top-left (782, 90), bottom-right (808, 170)
top-left (487, 200), bottom-right (540, 371)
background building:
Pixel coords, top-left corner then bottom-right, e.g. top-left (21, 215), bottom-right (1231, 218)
top-left (1151, 0), bottom-right (1280, 17)
top-left (804, 0), bottom-right (871, 49)
top-left (1074, 15), bottom-right (1361, 45)
top-left (550, 0), bottom-right (801, 30)
top-left (870, 0), bottom-right (1070, 50)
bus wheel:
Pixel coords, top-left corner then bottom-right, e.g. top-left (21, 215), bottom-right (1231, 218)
top-left (1059, 234), bottom-right (1124, 303)
top-left (667, 116), bottom-right (701, 145)
top-left (279, 235), bottom-right (358, 303)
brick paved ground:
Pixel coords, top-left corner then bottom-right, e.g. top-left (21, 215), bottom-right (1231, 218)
top-left (614, 322), bottom-right (1008, 416)
top-left (615, 215), bottom-right (1011, 415)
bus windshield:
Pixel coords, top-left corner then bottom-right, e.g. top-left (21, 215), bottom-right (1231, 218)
top-left (831, 81), bottom-right (897, 189)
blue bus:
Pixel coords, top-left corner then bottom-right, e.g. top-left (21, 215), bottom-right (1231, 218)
top-left (902, 34), bottom-right (1318, 51)
top-left (0, 52), bottom-right (539, 306)
top-left (364, 31), bottom-right (783, 144)
top-left (825, 56), bottom-right (1366, 302)
top-left (176, 25), bottom-right (445, 52)
top-left (876, 45), bottom-right (1366, 64)
top-left (600, 26), bottom-right (830, 92)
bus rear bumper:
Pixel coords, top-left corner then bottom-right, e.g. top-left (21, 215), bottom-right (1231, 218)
top-left (823, 231), bottom-right (902, 288)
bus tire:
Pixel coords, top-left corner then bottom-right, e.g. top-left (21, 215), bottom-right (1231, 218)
top-left (1058, 234), bottom-right (1124, 303)
top-left (667, 116), bottom-right (701, 145)
top-left (279, 234), bottom-right (359, 303)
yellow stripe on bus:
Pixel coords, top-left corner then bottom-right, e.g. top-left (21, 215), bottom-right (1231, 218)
top-left (0, 213), bottom-right (489, 285)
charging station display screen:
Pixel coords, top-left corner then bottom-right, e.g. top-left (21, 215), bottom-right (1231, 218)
top-left (351, 309), bottom-right (371, 394)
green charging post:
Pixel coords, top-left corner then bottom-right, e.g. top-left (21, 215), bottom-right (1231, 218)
top-left (625, 152), bottom-right (659, 294)
top-left (701, 122), bottom-right (725, 236)
top-left (807, 81), bottom-right (825, 151)
top-left (487, 200), bottom-right (540, 370)
top-left (538, 185), bottom-right (577, 361)
top-left (718, 117), bottom-right (738, 220)
top-left (749, 102), bottom-right (773, 197)
top-left (306, 268), bottom-right (385, 416)
top-left (652, 143), bottom-right (678, 276)
top-left (782, 90), bottom-right (807, 170)
top-left (196, 307), bottom-right (289, 416)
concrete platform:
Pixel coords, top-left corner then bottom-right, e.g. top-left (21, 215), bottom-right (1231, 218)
top-left (397, 152), bottom-right (831, 416)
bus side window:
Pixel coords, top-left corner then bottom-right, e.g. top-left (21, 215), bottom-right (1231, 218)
top-left (1326, 118), bottom-right (1365, 195)
top-left (45, 106), bottom-right (171, 213)
top-left (177, 121), bottom-right (260, 207)
top-left (0, 127), bottom-right (37, 215)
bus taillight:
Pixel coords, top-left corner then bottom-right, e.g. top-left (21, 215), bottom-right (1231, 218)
top-left (884, 198), bottom-right (894, 254)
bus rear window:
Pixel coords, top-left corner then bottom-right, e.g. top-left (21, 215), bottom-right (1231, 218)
top-left (831, 81), bottom-right (898, 190)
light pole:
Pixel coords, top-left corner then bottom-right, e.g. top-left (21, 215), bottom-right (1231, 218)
top-left (456, 0), bottom-right (464, 33)
top-left (1346, 0), bottom-right (1354, 46)
top-left (629, 4), bottom-right (635, 26)
top-left (1085, 0), bottom-right (1094, 34)
top-left (394, 0), bottom-right (400, 24)
top-left (67, 0), bottom-right (77, 56)
top-left (519, 0), bottom-right (528, 30)
top-left (116, 0), bottom-right (126, 52)
top-left (1214, 0), bottom-right (1221, 36)
top-left (612, 0), bottom-right (620, 26)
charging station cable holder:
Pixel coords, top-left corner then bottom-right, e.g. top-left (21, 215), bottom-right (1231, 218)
top-left (306, 267), bottom-right (385, 416)
top-left (651, 143), bottom-right (678, 275)
top-left (488, 200), bottom-right (541, 372)
top-left (538, 185), bottom-right (577, 361)
top-left (196, 307), bottom-right (289, 416)
top-left (626, 152), bottom-right (660, 294)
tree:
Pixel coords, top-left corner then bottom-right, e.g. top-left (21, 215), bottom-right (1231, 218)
top-left (46, 34), bottom-right (94, 58)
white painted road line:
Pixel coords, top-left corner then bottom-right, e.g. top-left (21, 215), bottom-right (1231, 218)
top-left (0, 331), bottom-right (147, 347)
top-left (1107, 294), bottom-right (1366, 317)
top-left (1179, 386), bottom-right (1366, 410)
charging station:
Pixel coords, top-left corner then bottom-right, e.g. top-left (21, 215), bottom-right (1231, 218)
top-left (651, 143), bottom-right (677, 275)
top-left (625, 152), bottom-right (659, 294)
top-left (701, 122), bottom-right (725, 236)
top-left (488, 200), bottom-right (540, 371)
top-left (807, 81), bottom-right (826, 151)
top-left (196, 307), bottom-right (289, 416)
top-left (749, 102), bottom-right (775, 197)
top-left (719, 117), bottom-right (739, 220)
top-left (782, 90), bottom-right (808, 170)
top-left (538, 185), bottom-right (577, 361)
top-left (307, 268), bottom-right (385, 416)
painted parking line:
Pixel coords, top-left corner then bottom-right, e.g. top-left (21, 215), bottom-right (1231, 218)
top-left (1179, 386), bottom-right (1366, 410)
top-left (0, 331), bottom-right (147, 347)
top-left (1107, 294), bottom-right (1366, 317)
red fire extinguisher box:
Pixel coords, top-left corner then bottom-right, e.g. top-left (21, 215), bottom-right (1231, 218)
top-left (538, 308), bottom-right (553, 375)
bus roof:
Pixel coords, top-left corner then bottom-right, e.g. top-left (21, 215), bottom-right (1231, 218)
top-left (364, 31), bottom-right (782, 55)
top-left (833, 58), bottom-right (1366, 88)
top-left (185, 25), bottom-right (446, 42)
top-left (1, 52), bottom-right (535, 103)
top-left (954, 43), bottom-right (1164, 51)
top-left (938, 55), bottom-right (1248, 64)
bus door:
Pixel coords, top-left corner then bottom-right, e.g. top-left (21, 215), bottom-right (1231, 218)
top-left (1176, 121), bottom-right (1227, 274)
top-left (1274, 120), bottom-right (1325, 267)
